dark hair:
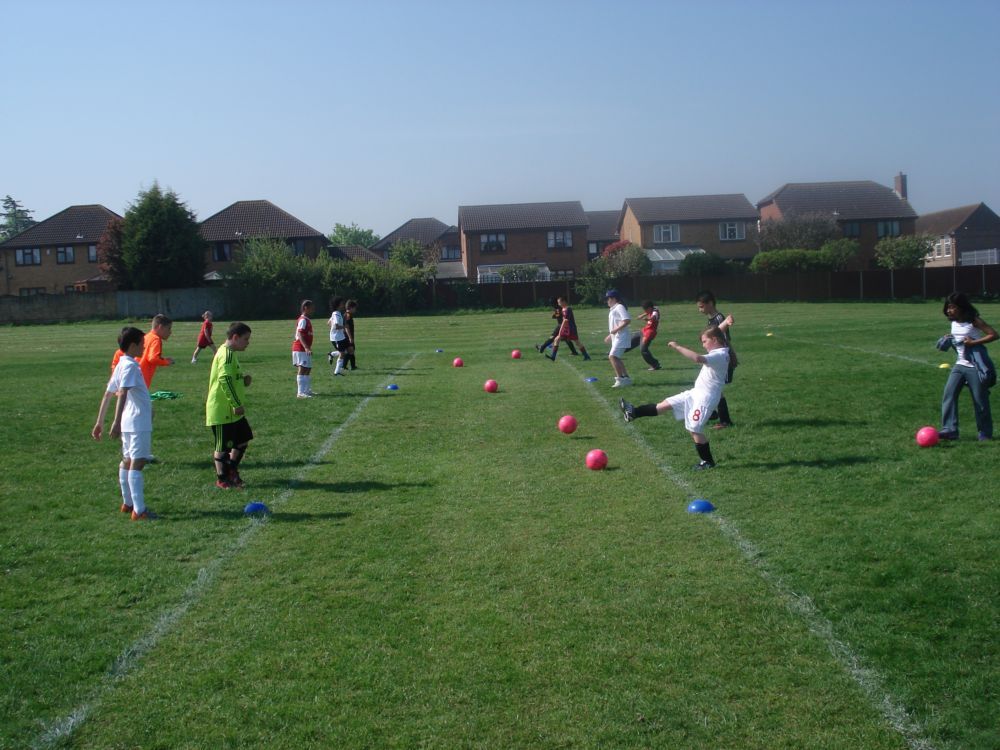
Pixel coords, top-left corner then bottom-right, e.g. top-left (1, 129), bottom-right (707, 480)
top-left (695, 290), bottom-right (716, 304)
top-left (702, 325), bottom-right (726, 344)
top-left (301, 299), bottom-right (313, 311)
top-left (549, 296), bottom-right (559, 308)
top-left (151, 313), bottom-right (172, 328)
top-left (642, 300), bottom-right (656, 310)
top-left (345, 299), bottom-right (358, 310)
top-left (227, 322), bottom-right (252, 338)
top-left (118, 326), bottom-right (144, 352)
top-left (329, 296), bottom-right (344, 311)
top-left (943, 292), bottom-right (978, 322)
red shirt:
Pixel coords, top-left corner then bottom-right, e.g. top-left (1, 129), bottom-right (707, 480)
top-left (641, 307), bottom-right (660, 341)
top-left (292, 315), bottom-right (313, 352)
top-left (197, 320), bottom-right (213, 347)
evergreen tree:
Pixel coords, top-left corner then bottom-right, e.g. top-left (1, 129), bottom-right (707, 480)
top-left (1, 195), bottom-right (36, 241)
top-left (120, 183), bottom-right (207, 290)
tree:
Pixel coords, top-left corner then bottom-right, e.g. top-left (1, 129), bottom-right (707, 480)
top-left (874, 235), bottom-right (932, 271)
top-left (97, 216), bottom-right (128, 288)
top-left (603, 242), bottom-right (652, 277)
top-left (328, 222), bottom-right (380, 248)
top-left (389, 238), bottom-right (427, 269)
top-left (817, 238), bottom-right (860, 271)
top-left (759, 214), bottom-right (842, 252)
top-left (875, 234), bottom-right (932, 298)
top-left (118, 183), bottom-right (207, 290)
top-left (1, 195), bottom-right (36, 241)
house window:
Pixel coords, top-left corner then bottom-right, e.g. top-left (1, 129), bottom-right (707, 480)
top-left (441, 245), bottom-right (461, 261)
top-left (547, 230), bottom-right (573, 249)
top-left (57, 246), bottom-right (75, 264)
top-left (877, 220), bottom-right (900, 238)
top-left (718, 222), bottom-right (745, 241)
top-left (64, 285), bottom-right (77, 293)
top-left (214, 243), bottom-right (232, 262)
top-left (653, 224), bottom-right (680, 243)
top-left (88, 244), bottom-right (98, 263)
top-left (16, 248), bottom-right (41, 266)
top-left (19, 287), bottom-right (46, 296)
top-left (942, 237), bottom-right (952, 257)
top-left (588, 241), bottom-right (599, 259)
top-left (480, 233), bottom-right (506, 253)
top-left (842, 222), bottom-right (860, 238)
top-left (290, 239), bottom-right (305, 256)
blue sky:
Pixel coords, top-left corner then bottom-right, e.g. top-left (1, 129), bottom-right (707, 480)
top-left (5, 0), bottom-right (998, 237)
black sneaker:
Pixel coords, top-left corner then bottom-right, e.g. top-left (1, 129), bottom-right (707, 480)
top-left (327, 351), bottom-right (334, 365)
top-left (694, 460), bottom-right (715, 470)
top-left (620, 398), bottom-right (634, 423)
top-left (545, 352), bottom-right (555, 361)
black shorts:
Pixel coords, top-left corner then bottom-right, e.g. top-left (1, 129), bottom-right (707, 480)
top-left (211, 417), bottom-right (254, 452)
top-left (330, 339), bottom-right (350, 353)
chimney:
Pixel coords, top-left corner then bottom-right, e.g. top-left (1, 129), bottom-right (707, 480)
top-left (894, 172), bottom-right (908, 200)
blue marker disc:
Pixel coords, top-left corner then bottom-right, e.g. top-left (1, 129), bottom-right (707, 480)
top-left (686, 499), bottom-right (715, 514)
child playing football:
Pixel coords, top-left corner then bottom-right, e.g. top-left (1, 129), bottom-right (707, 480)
top-left (207, 322), bottom-right (254, 489)
top-left (191, 310), bottom-right (216, 363)
top-left (620, 326), bottom-right (730, 470)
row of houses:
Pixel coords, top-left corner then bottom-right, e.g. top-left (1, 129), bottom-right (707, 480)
top-left (3, 174), bottom-right (999, 297)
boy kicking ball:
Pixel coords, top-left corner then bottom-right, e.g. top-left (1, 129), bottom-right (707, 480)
top-left (620, 326), bottom-right (730, 470)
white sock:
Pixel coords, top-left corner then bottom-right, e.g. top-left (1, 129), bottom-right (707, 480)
top-left (296, 375), bottom-right (306, 395)
top-left (304, 375), bottom-right (312, 393)
top-left (127, 470), bottom-right (145, 515)
top-left (119, 467), bottom-right (133, 507)
top-left (334, 354), bottom-right (344, 374)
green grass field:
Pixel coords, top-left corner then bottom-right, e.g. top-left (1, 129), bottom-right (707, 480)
top-left (1, 302), bottom-right (997, 749)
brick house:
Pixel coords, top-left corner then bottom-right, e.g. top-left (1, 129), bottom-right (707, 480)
top-left (371, 217), bottom-right (465, 279)
top-left (0, 204), bottom-right (120, 296)
top-left (457, 201), bottom-right (589, 283)
top-left (585, 210), bottom-right (620, 261)
top-left (757, 175), bottom-right (917, 268)
top-left (199, 200), bottom-right (327, 278)
top-left (617, 194), bottom-right (759, 271)
top-left (918, 203), bottom-right (1000, 268)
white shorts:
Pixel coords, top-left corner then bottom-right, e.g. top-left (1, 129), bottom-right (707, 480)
top-left (608, 334), bottom-right (629, 359)
top-left (666, 388), bottom-right (721, 435)
top-left (121, 431), bottom-right (152, 460)
top-left (292, 351), bottom-right (313, 368)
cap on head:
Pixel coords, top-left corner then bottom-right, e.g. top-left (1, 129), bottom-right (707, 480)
top-left (605, 289), bottom-right (621, 300)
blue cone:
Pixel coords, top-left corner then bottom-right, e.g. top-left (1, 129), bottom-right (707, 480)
top-left (244, 501), bottom-right (270, 516)
top-left (585, 377), bottom-right (598, 382)
top-left (435, 348), bottom-right (444, 353)
top-left (687, 499), bottom-right (715, 514)
top-left (386, 384), bottom-right (399, 390)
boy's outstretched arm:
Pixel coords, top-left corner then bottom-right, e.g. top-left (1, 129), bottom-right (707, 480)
top-left (667, 341), bottom-right (706, 364)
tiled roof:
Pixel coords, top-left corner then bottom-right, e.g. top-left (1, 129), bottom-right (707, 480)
top-left (371, 217), bottom-right (450, 251)
top-left (623, 194), bottom-right (758, 223)
top-left (199, 200), bottom-right (325, 242)
top-left (585, 210), bottom-right (620, 241)
top-left (0, 205), bottom-right (121, 247)
top-left (328, 245), bottom-right (387, 265)
top-left (757, 181), bottom-right (917, 220)
top-left (915, 204), bottom-right (985, 236)
top-left (458, 201), bottom-right (588, 232)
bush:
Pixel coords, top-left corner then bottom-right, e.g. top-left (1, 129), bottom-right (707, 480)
top-left (750, 248), bottom-right (827, 274)
top-left (575, 257), bottom-right (614, 304)
top-left (679, 252), bottom-right (728, 277)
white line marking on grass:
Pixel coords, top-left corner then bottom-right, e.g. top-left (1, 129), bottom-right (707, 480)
top-left (582, 377), bottom-right (938, 750)
top-left (33, 355), bottom-right (419, 750)
top-left (775, 334), bottom-right (937, 366)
